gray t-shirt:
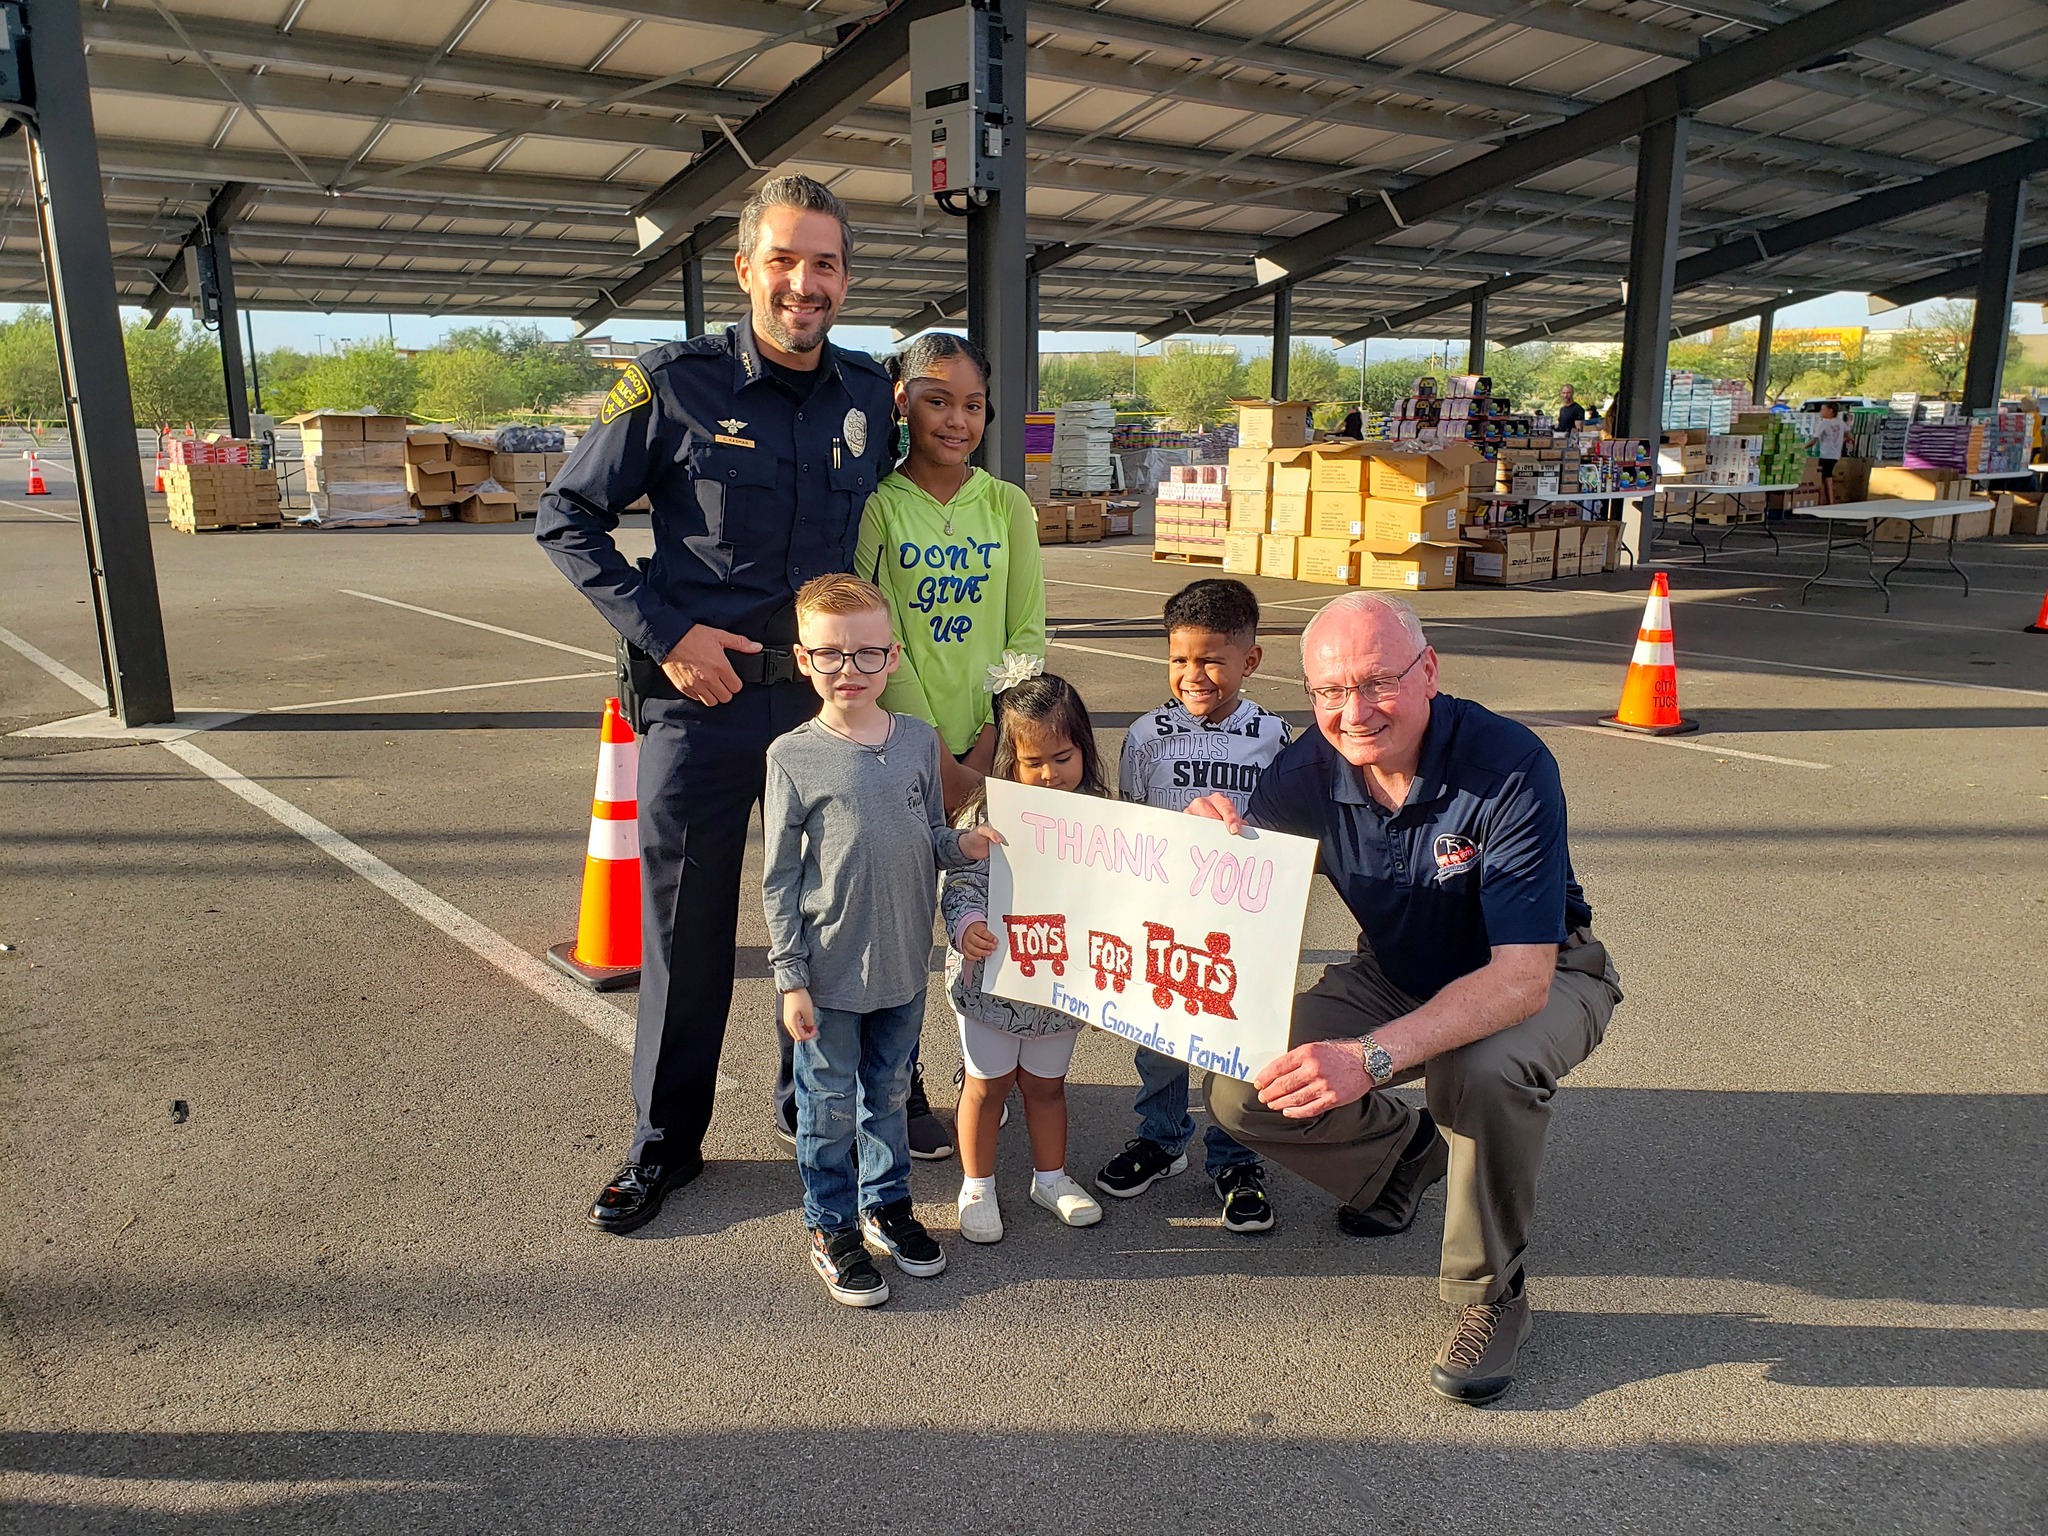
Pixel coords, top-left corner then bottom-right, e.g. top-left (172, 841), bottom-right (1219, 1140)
top-left (762, 714), bottom-right (973, 1012)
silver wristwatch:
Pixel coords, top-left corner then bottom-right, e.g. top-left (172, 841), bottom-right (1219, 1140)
top-left (1360, 1033), bottom-right (1396, 1088)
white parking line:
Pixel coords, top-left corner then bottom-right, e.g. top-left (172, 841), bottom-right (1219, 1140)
top-left (341, 589), bottom-right (612, 661)
top-left (1512, 714), bottom-right (1830, 771)
top-left (269, 671), bottom-right (611, 712)
top-left (0, 496), bottom-right (74, 521)
top-left (1044, 577), bottom-right (1174, 598)
top-left (0, 623), bottom-right (106, 705)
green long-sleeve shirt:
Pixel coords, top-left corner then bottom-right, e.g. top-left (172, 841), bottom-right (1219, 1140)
top-left (853, 468), bottom-right (1046, 755)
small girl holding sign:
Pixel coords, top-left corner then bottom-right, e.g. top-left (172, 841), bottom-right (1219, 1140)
top-left (855, 332), bottom-right (1046, 817)
top-left (942, 671), bottom-right (1105, 1244)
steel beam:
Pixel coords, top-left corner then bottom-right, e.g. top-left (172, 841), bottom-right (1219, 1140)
top-left (682, 246), bottom-right (706, 339)
top-left (969, 0), bottom-right (1030, 487)
top-left (1962, 183), bottom-right (2026, 413)
top-left (213, 227), bottom-right (251, 437)
top-left (1025, 271), bottom-right (1040, 412)
top-left (1616, 116), bottom-right (1690, 564)
top-left (1752, 306), bottom-right (1775, 406)
top-left (22, 0), bottom-right (174, 726)
top-left (1139, 0), bottom-right (1953, 341)
top-left (1870, 243), bottom-right (2048, 311)
top-left (1334, 274), bottom-right (1543, 346)
top-left (1466, 291), bottom-right (1488, 375)
top-left (143, 181), bottom-right (256, 327)
top-left (889, 242), bottom-right (1090, 336)
top-left (1270, 289), bottom-right (1293, 401)
top-left (1496, 135), bottom-right (2048, 347)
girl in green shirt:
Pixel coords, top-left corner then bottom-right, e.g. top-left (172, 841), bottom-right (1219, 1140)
top-left (855, 333), bottom-right (1046, 815)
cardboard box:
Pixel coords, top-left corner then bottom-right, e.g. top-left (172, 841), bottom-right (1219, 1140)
top-left (1578, 522), bottom-right (1616, 575)
top-left (1369, 444), bottom-right (1482, 502)
top-left (291, 411), bottom-right (364, 442)
top-left (543, 452), bottom-right (569, 478)
top-left (453, 461), bottom-right (492, 488)
top-left (1458, 528), bottom-right (1548, 586)
top-left (492, 453), bottom-right (549, 485)
top-left (1360, 543), bottom-right (1460, 591)
top-left (1874, 515), bottom-right (1954, 542)
top-left (513, 486), bottom-right (544, 516)
top-left (1358, 495), bottom-right (1463, 552)
top-left (1990, 492), bottom-right (2014, 538)
top-left (1233, 399), bottom-right (1313, 450)
top-left (2010, 492), bottom-right (2047, 536)
top-left (449, 438), bottom-right (496, 468)
top-left (1037, 504), bottom-right (1068, 545)
top-left (406, 465), bottom-right (461, 504)
top-left (1307, 444), bottom-right (1373, 494)
top-left (1228, 490), bottom-right (1271, 531)
top-left (1867, 466), bottom-right (1958, 502)
top-left (1952, 507), bottom-right (1992, 541)
top-left (1103, 506), bottom-right (1134, 538)
top-left (1306, 488), bottom-right (1365, 541)
top-left (1226, 447), bottom-right (1273, 492)
top-left (457, 488), bottom-right (518, 524)
top-left (406, 430), bottom-right (452, 463)
top-left (1552, 523), bottom-right (1585, 575)
top-left (1259, 534), bottom-right (1298, 581)
top-left (1223, 531), bottom-right (1263, 574)
top-left (361, 415), bottom-right (409, 442)
top-left (1066, 500), bottom-right (1108, 543)
top-left (1296, 536), bottom-right (1360, 586)
top-left (360, 441), bottom-right (406, 470)
top-left (1832, 457), bottom-right (1872, 503)
top-left (1268, 463), bottom-right (1311, 535)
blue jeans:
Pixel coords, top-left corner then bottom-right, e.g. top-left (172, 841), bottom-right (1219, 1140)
top-left (793, 995), bottom-right (925, 1232)
top-left (1133, 1045), bottom-right (1259, 1178)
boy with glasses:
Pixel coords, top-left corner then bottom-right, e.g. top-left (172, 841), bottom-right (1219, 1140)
top-left (763, 575), bottom-right (1001, 1306)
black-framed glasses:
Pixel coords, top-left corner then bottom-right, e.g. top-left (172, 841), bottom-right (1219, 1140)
top-left (799, 644), bottom-right (896, 675)
top-left (1305, 649), bottom-right (1427, 708)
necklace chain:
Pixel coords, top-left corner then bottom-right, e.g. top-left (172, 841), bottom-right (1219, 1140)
top-left (818, 714), bottom-right (892, 759)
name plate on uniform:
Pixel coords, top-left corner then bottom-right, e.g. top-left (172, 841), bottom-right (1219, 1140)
top-left (982, 780), bottom-right (1316, 1081)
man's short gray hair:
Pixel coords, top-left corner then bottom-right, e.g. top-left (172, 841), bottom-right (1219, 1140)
top-left (1300, 592), bottom-right (1430, 668)
top-left (738, 175), bottom-right (854, 267)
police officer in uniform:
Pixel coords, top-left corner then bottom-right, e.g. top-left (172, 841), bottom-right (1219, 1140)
top-left (537, 176), bottom-right (894, 1234)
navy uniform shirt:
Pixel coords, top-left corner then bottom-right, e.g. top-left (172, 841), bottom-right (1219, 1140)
top-left (1246, 692), bottom-right (1593, 1001)
top-left (536, 324), bottom-right (894, 656)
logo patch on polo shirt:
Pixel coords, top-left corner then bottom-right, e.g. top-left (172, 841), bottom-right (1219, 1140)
top-left (1433, 833), bottom-right (1479, 877)
top-left (599, 362), bottom-right (652, 425)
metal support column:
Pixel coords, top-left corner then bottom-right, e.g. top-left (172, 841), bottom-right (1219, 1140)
top-left (966, 0), bottom-right (1028, 485)
top-left (1614, 114), bottom-right (1690, 563)
top-left (244, 309), bottom-right (264, 414)
top-left (1961, 181), bottom-right (2024, 413)
top-left (682, 247), bottom-right (705, 339)
top-left (1751, 306), bottom-right (1775, 406)
top-left (1270, 287), bottom-right (1292, 400)
top-left (213, 226), bottom-right (251, 437)
top-left (1466, 290), bottom-right (1488, 374)
top-left (1025, 268), bottom-right (1041, 411)
top-left (22, 0), bottom-right (175, 725)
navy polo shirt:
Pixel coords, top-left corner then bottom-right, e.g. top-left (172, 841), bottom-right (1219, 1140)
top-left (536, 324), bottom-right (894, 656)
top-left (1246, 692), bottom-right (1593, 1001)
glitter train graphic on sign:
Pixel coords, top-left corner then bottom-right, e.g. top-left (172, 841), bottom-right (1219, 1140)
top-left (982, 781), bottom-right (1317, 1083)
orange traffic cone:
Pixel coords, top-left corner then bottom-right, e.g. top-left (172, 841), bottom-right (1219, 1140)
top-left (2026, 588), bottom-right (2047, 635)
top-left (153, 451), bottom-right (165, 494)
top-left (1600, 572), bottom-right (1699, 735)
top-left (23, 451), bottom-right (47, 495)
top-left (547, 697), bottom-right (642, 990)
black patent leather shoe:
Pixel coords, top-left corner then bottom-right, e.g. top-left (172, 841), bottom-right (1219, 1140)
top-left (588, 1152), bottom-right (703, 1234)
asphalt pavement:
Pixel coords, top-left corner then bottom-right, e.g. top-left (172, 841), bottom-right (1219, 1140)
top-left (2, 450), bottom-right (2044, 1534)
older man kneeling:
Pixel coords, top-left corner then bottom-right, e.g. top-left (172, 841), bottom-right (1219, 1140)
top-left (1189, 592), bottom-right (1622, 1405)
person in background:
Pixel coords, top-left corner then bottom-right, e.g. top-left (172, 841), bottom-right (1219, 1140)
top-left (853, 330), bottom-right (1047, 1162)
top-left (1338, 407), bottom-right (1365, 440)
top-left (1096, 579), bottom-right (1291, 1235)
top-left (1812, 402), bottom-right (1847, 506)
top-left (1553, 385), bottom-right (1586, 434)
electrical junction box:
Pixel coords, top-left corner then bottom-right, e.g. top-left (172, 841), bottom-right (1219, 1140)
top-left (909, 2), bottom-right (1004, 197)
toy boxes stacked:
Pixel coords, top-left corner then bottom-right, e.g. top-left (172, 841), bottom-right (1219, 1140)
top-left (163, 435), bottom-right (282, 532)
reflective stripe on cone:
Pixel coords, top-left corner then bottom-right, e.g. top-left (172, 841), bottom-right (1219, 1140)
top-left (1600, 572), bottom-right (1699, 736)
top-left (546, 696), bottom-right (643, 990)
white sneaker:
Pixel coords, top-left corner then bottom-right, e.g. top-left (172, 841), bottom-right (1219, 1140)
top-left (1029, 1174), bottom-right (1103, 1228)
top-left (957, 1188), bottom-right (1004, 1244)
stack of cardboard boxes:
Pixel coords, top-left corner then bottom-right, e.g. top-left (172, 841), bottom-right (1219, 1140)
top-left (1153, 465), bottom-right (1228, 561)
top-left (1035, 498), bottom-right (1109, 545)
top-left (293, 411), bottom-right (414, 525)
top-left (164, 461), bottom-right (283, 532)
top-left (489, 449), bottom-right (570, 517)
top-left (402, 430), bottom-right (519, 522)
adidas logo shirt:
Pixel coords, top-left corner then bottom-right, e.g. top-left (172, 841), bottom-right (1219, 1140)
top-left (1119, 697), bottom-right (1294, 814)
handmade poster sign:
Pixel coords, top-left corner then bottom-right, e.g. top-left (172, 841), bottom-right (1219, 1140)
top-left (982, 779), bottom-right (1319, 1082)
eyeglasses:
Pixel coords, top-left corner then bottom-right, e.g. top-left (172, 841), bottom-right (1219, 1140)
top-left (1305, 649), bottom-right (1427, 708)
top-left (799, 644), bottom-right (896, 675)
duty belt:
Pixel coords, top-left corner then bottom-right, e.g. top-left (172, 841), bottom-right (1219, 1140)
top-left (731, 647), bottom-right (801, 686)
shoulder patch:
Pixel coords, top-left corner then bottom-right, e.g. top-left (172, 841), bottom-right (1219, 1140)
top-left (599, 363), bottom-right (653, 425)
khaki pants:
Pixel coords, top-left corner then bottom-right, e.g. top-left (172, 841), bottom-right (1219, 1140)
top-left (1206, 936), bottom-right (1621, 1304)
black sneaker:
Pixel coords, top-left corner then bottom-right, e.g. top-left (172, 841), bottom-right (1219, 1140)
top-left (1338, 1109), bottom-right (1449, 1237)
top-left (1214, 1162), bottom-right (1275, 1234)
top-left (906, 1065), bottom-right (955, 1160)
top-left (809, 1227), bottom-right (889, 1308)
top-left (1094, 1138), bottom-right (1188, 1199)
top-left (859, 1197), bottom-right (947, 1277)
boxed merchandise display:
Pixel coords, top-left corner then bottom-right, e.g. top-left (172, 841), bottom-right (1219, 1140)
top-left (1359, 543), bottom-right (1460, 591)
top-left (164, 462), bottom-right (282, 532)
top-left (1369, 443), bottom-right (1482, 501)
top-left (1226, 447), bottom-right (1273, 492)
top-left (1357, 495), bottom-right (1464, 551)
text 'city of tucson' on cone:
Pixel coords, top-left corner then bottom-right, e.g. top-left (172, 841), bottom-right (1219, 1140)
top-left (547, 696), bottom-right (642, 991)
top-left (1600, 572), bottom-right (1699, 736)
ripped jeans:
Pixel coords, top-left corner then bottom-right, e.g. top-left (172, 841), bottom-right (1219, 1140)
top-left (792, 994), bottom-right (925, 1232)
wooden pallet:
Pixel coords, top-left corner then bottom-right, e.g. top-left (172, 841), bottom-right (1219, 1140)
top-left (168, 513), bottom-right (283, 533)
top-left (1151, 548), bottom-right (1225, 565)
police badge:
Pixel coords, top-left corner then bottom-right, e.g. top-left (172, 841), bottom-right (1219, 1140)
top-left (843, 408), bottom-right (868, 457)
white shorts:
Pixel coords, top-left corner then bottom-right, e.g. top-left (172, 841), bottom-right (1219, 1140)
top-left (958, 1012), bottom-right (1080, 1081)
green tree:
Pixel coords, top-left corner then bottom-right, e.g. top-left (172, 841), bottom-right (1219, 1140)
top-left (416, 346), bottom-right (520, 427)
top-left (123, 316), bottom-right (223, 429)
top-left (441, 322), bottom-right (607, 412)
top-left (298, 339), bottom-right (420, 416)
top-left (0, 308), bottom-right (63, 423)
top-left (254, 348), bottom-right (320, 418)
top-left (1037, 351), bottom-right (1133, 408)
top-left (1245, 343), bottom-right (1348, 406)
top-left (1893, 300), bottom-right (1977, 396)
top-left (1141, 343), bottom-right (1245, 429)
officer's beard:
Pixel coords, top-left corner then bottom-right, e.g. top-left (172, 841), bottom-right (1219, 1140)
top-left (758, 293), bottom-right (834, 356)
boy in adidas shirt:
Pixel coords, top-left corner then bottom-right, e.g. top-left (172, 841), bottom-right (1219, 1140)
top-left (1095, 579), bottom-right (1293, 1233)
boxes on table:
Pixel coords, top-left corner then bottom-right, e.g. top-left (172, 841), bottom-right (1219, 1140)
top-left (1259, 534), bottom-right (1298, 580)
top-left (1232, 399), bottom-right (1313, 450)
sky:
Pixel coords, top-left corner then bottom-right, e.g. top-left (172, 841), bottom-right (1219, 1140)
top-left (9, 289), bottom-right (2040, 364)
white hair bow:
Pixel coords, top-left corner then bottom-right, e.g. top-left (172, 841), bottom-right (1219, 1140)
top-left (983, 649), bottom-right (1045, 695)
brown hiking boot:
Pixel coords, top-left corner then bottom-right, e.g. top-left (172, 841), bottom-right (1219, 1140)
top-left (1429, 1277), bottom-right (1533, 1405)
top-left (1337, 1109), bottom-right (1448, 1237)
